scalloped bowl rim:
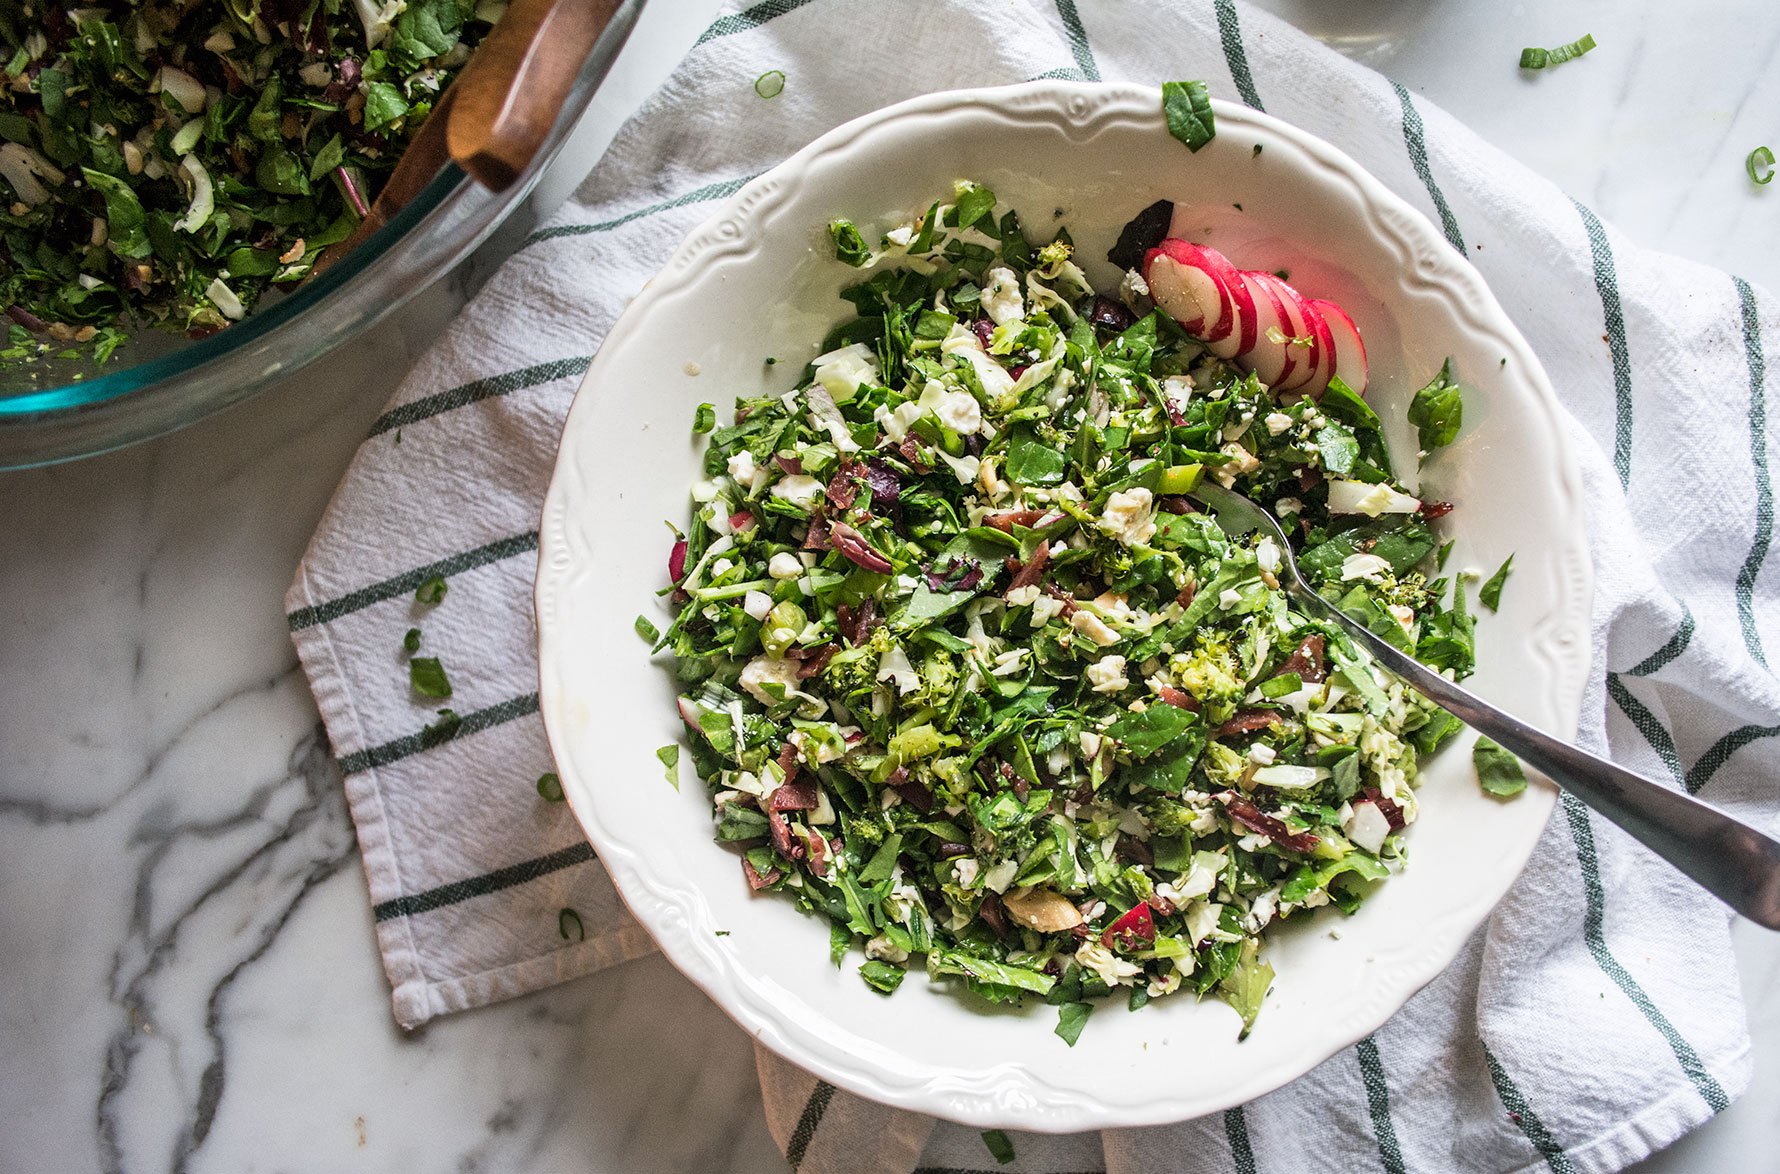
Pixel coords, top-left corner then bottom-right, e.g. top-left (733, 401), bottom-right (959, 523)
top-left (536, 82), bottom-right (1592, 1131)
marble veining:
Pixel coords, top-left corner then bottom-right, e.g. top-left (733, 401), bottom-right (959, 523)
top-left (4, 1), bottom-right (1779, 1172)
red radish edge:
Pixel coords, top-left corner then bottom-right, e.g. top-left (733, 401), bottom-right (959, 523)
top-left (1239, 272), bottom-right (1294, 387)
top-left (1309, 297), bottom-right (1368, 395)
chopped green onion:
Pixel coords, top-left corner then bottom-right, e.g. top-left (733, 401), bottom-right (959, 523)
top-left (403, 627), bottom-right (422, 654)
top-left (1748, 146), bottom-right (1775, 186)
top-left (754, 70), bottom-right (786, 99)
top-left (1161, 79), bottom-right (1216, 152)
top-left (828, 219), bottom-right (869, 267)
top-left (415, 576), bottom-right (448, 605)
top-left (980, 1129), bottom-right (1016, 1165)
top-left (636, 615), bottom-right (661, 643)
top-left (1519, 33), bottom-right (1596, 70)
top-left (536, 772), bottom-right (565, 802)
top-left (559, 907), bottom-right (586, 941)
top-left (693, 402), bottom-right (717, 434)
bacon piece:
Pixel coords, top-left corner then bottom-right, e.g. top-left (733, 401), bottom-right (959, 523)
top-left (1361, 787), bottom-right (1407, 830)
top-left (789, 643), bottom-right (837, 679)
top-left (825, 459), bottom-right (860, 510)
top-left (827, 521), bottom-right (894, 573)
top-left (1101, 901), bottom-right (1156, 951)
top-left (742, 857), bottom-right (782, 890)
top-left (774, 454), bottom-right (803, 475)
top-left (1041, 583), bottom-right (1079, 616)
top-left (1157, 685), bottom-right (1200, 712)
top-left (1176, 580), bottom-right (1197, 608)
top-left (802, 515), bottom-right (832, 551)
top-left (1216, 710), bottom-right (1283, 738)
top-left (1089, 295), bottom-right (1136, 334)
top-left (1277, 634), bottom-right (1326, 684)
top-left (1420, 499), bottom-right (1455, 520)
top-left (1298, 467), bottom-right (1324, 493)
top-left (766, 808), bottom-right (804, 860)
top-left (777, 741), bottom-right (801, 777)
top-left (862, 459), bottom-right (902, 509)
top-left (897, 434), bottom-right (932, 471)
top-left (769, 781), bottom-right (816, 817)
top-left (805, 832), bottom-right (829, 877)
top-left (1156, 495), bottom-right (1196, 515)
top-left (984, 509), bottom-right (1047, 532)
top-left (835, 599), bottom-right (881, 645)
top-left (1220, 793), bottom-right (1320, 853)
top-left (1007, 541), bottom-right (1050, 591)
top-left (978, 892), bottom-right (1012, 940)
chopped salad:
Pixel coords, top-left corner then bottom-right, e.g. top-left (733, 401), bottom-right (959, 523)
top-left (652, 181), bottom-right (1490, 1042)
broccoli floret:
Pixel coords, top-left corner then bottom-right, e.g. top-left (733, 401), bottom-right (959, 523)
top-left (1172, 636), bottom-right (1244, 722)
top-left (1201, 740), bottom-right (1248, 788)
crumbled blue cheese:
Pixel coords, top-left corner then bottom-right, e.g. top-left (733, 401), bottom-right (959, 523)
top-left (1074, 938), bottom-right (1142, 987)
top-left (1264, 411), bottom-right (1294, 436)
top-left (1099, 486), bottom-right (1157, 546)
top-left (742, 590), bottom-right (774, 621)
top-left (1004, 584), bottom-right (1041, 607)
top-left (981, 265), bottom-right (1025, 325)
top-left (1340, 552), bottom-right (1392, 582)
top-left (1086, 655), bottom-right (1129, 693)
top-left (726, 450), bottom-right (768, 494)
top-left (768, 552), bottom-right (804, 580)
top-left (769, 474), bottom-right (824, 507)
top-left (1070, 609), bottom-right (1121, 648)
top-left (738, 656), bottom-right (803, 705)
top-left (1326, 478), bottom-right (1421, 517)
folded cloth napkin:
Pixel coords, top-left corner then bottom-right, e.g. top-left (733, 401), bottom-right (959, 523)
top-left (288, 0), bottom-right (1780, 1168)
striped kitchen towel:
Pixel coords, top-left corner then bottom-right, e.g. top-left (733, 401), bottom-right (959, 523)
top-left (287, 0), bottom-right (1779, 1169)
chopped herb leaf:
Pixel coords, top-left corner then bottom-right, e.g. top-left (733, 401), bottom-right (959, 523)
top-left (859, 959), bottom-right (905, 993)
top-left (1479, 554), bottom-right (1513, 611)
top-left (1055, 1000), bottom-right (1094, 1046)
top-left (981, 1129), bottom-right (1016, 1165)
top-left (657, 744), bottom-right (680, 789)
top-left (1161, 80), bottom-right (1217, 152)
top-left (415, 576), bottom-right (448, 605)
top-left (421, 708), bottom-right (461, 747)
top-left (1407, 359), bottom-right (1463, 452)
top-left (536, 772), bottom-right (564, 801)
top-left (1474, 736), bottom-right (1528, 797)
top-left (409, 657), bottom-right (452, 699)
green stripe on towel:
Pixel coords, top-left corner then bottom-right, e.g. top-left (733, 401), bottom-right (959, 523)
top-left (287, 531), bottom-right (539, 631)
top-left (523, 174), bottom-right (760, 249)
top-left (1572, 200), bottom-right (1634, 489)
top-left (1734, 275), bottom-right (1772, 670)
top-left (1482, 1045), bottom-right (1576, 1173)
top-left (373, 841), bottom-right (596, 921)
top-left (1605, 674), bottom-right (1686, 789)
top-left (1624, 609), bottom-right (1695, 677)
top-left (1559, 793), bottom-right (1731, 1111)
top-left (1356, 1036), bottom-right (1407, 1174)
top-left (1224, 1105), bottom-right (1257, 1174)
top-left (694, 0), bottom-right (819, 46)
top-left (1052, 0), bottom-right (1100, 82)
top-left (1213, 0), bottom-right (1263, 110)
top-left (1685, 723), bottom-right (1780, 795)
top-left (1392, 82), bottom-right (1465, 254)
top-left (369, 357), bottom-right (590, 438)
top-left (785, 1079), bottom-right (836, 1169)
top-left (336, 692), bottom-right (540, 775)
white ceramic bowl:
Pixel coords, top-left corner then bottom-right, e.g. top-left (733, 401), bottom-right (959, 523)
top-left (536, 83), bottom-right (1592, 1131)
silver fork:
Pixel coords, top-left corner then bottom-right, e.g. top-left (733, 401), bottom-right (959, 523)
top-left (1189, 480), bottom-right (1780, 929)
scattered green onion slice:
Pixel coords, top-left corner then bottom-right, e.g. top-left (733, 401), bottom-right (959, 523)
top-left (693, 402), bottom-right (717, 434)
top-left (636, 615), bottom-right (661, 643)
top-left (1748, 146), bottom-right (1776, 186)
top-left (754, 70), bottom-right (786, 99)
top-left (403, 627), bottom-right (422, 654)
top-left (415, 575), bottom-right (448, 605)
top-left (536, 772), bottom-right (565, 802)
top-left (980, 1129), bottom-right (1016, 1165)
top-left (1519, 33), bottom-right (1596, 70)
top-left (559, 907), bottom-right (586, 941)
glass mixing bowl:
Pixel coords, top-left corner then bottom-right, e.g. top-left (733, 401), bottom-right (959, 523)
top-left (0, 0), bottom-right (642, 470)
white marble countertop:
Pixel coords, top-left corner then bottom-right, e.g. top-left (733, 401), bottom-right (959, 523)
top-left (4, 2), bottom-right (1778, 1171)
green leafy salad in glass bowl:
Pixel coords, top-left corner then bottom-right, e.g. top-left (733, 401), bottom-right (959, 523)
top-left (650, 180), bottom-right (1499, 1044)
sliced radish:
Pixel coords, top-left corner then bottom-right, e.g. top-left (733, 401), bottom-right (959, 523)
top-left (1144, 248), bottom-right (1226, 338)
top-left (1257, 275), bottom-right (1331, 393)
top-left (1239, 271), bottom-right (1293, 387)
top-left (1144, 239), bottom-right (1245, 344)
top-left (1206, 251), bottom-right (1258, 358)
top-left (1309, 297), bottom-right (1368, 396)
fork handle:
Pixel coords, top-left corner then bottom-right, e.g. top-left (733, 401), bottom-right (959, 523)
top-left (1296, 589), bottom-right (1780, 928)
